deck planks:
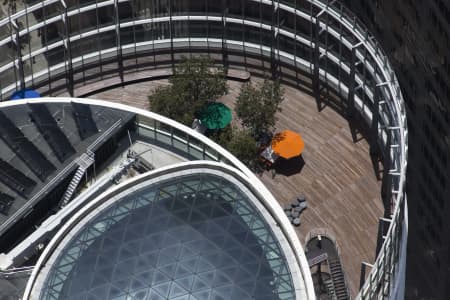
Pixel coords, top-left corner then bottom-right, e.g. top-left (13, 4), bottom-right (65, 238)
top-left (68, 78), bottom-right (383, 297)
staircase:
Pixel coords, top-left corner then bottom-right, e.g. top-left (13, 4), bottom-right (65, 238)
top-left (324, 279), bottom-right (338, 300)
top-left (328, 259), bottom-right (349, 300)
top-left (59, 152), bottom-right (94, 208)
top-left (308, 252), bottom-right (328, 267)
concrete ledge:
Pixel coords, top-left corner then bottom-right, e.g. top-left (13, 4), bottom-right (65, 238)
top-left (227, 69), bottom-right (251, 81)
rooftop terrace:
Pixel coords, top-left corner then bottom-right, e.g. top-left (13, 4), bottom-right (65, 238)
top-left (82, 78), bottom-right (383, 297)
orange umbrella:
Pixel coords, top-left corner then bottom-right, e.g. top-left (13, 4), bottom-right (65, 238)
top-left (271, 130), bottom-right (305, 159)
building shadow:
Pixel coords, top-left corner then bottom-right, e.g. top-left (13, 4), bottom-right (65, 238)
top-left (272, 155), bottom-right (305, 177)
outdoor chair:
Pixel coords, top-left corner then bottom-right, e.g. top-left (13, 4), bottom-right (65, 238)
top-left (291, 211), bottom-right (300, 218)
top-left (297, 195), bottom-right (306, 203)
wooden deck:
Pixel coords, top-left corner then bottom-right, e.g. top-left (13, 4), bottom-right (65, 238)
top-left (65, 79), bottom-right (383, 297)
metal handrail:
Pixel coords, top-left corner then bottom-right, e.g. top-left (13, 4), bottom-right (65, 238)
top-left (0, 265), bottom-right (34, 276)
top-left (87, 119), bottom-right (122, 153)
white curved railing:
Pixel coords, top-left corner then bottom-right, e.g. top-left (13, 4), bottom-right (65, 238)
top-left (0, 0), bottom-right (407, 299)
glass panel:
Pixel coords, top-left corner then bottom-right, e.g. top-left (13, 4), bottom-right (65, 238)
top-left (39, 173), bottom-right (296, 300)
top-left (0, 66), bottom-right (18, 93)
top-left (188, 21), bottom-right (207, 38)
top-left (244, 1), bottom-right (261, 23)
top-left (0, 39), bottom-right (17, 68)
top-left (71, 36), bottom-right (96, 58)
top-left (172, 127), bottom-right (188, 152)
top-left (187, 136), bottom-right (204, 160)
top-left (28, 28), bottom-right (44, 53)
top-left (225, 23), bottom-right (243, 41)
top-left (98, 29), bottom-right (116, 50)
top-left (208, 22), bottom-right (223, 39)
top-left (172, 20), bottom-right (189, 39)
top-left (98, 6), bottom-right (115, 27)
top-left (119, 26), bottom-right (134, 45)
top-left (43, 1), bottom-right (65, 22)
top-left (204, 145), bottom-right (218, 161)
top-left (0, 23), bottom-right (12, 41)
top-left (226, 0), bottom-right (242, 19)
top-left (23, 57), bottom-right (34, 80)
top-left (118, 1), bottom-right (134, 22)
top-left (278, 35), bottom-right (296, 54)
top-left (134, 0), bottom-right (170, 19)
top-left (207, 0), bottom-right (223, 16)
top-left (45, 45), bottom-right (66, 67)
top-left (43, 20), bottom-right (64, 47)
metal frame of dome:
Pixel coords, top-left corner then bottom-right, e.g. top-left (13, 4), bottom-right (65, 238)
top-left (25, 162), bottom-right (307, 300)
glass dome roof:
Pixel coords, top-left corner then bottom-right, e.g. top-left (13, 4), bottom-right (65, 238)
top-left (37, 172), bottom-right (296, 300)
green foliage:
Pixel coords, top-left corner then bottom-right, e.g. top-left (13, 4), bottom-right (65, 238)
top-left (148, 56), bottom-right (227, 125)
top-left (148, 86), bottom-right (193, 125)
top-left (209, 125), bottom-right (233, 146)
top-left (171, 56), bottom-right (228, 107)
top-left (224, 127), bottom-right (260, 172)
top-left (235, 80), bottom-right (284, 137)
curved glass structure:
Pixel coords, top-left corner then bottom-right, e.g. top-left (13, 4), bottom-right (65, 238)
top-left (0, 0), bottom-right (408, 299)
top-left (27, 164), bottom-right (303, 300)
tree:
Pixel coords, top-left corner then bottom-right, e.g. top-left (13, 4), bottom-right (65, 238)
top-left (148, 86), bottom-right (193, 125)
top-left (171, 56), bottom-right (228, 108)
top-left (209, 124), bottom-right (233, 146)
top-left (149, 56), bottom-right (227, 125)
top-left (235, 80), bottom-right (284, 137)
top-left (225, 128), bottom-right (260, 172)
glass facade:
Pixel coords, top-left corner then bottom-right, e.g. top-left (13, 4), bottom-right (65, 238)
top-left (0, 1), bottom-right (408, 299)
top-left (38, 172), bottom-right (296, 300)
top-left (341, 1), bottom-right (449, 298)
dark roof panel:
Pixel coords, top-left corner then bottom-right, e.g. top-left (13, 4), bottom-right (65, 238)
top-left (28, 104), bottom-right (76, 163)
top-left (0, 159), bottom-right (36, 196)
top-left (71, 102), bottom-right (98, 140)
top-left (0, 111), bottom-right (56, 181)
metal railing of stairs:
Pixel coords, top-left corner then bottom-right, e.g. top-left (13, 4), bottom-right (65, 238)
top-left (329, 259), bottom-right (350, 300)
top-left (59, 120), bottom-right (122, 208)
top-left (0, 265), bottom-right (34, 277)
top-left (59, 153), bottom-right (95, 208)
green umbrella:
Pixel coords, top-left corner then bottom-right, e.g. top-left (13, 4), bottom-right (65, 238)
top-left (199, 102), bottom-right (232, 130)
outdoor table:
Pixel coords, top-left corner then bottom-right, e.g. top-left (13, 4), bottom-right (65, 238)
top-left (259, 146), bottom-right (279, 165)
top-left (293, 206), bottom-right (303, 213)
